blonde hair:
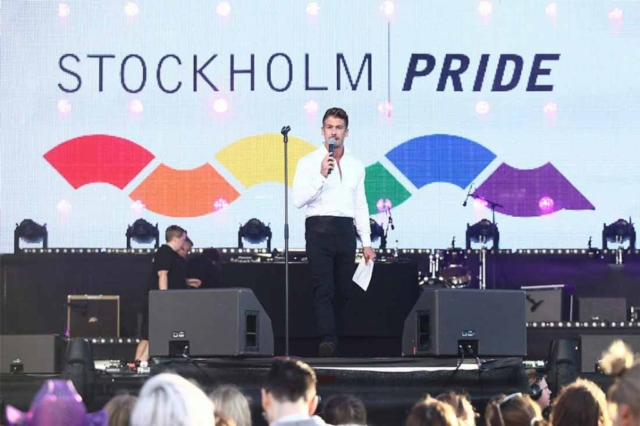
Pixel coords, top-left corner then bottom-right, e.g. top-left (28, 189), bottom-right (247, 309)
top-left (215, 411), bottom-right (237, 426)
top-left (209, 385), bottom-right (252, 426)
top-left (130, 373), bottom-right (215, 426)
top-left (600, 340), bottom-right (640, 417)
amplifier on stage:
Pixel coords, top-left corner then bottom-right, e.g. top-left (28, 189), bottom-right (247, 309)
top-left (578, 297), bottom-right (627, 322)
top-left (67, 295), bottom-right (120, 338)
top-left (521, 285), bottom-right (574, 323)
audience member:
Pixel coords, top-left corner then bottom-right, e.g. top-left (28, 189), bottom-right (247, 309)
top-left (210, 385), bottom-right (252, 426)
top-left (130, 373), bottom-right (215, 426)
top-left (320, 394), bottom-right (367, 425)
top-left (526, 370), bottom-right (552, 414)
top-left (405, 395), bottom-right (459, 426)
top-left (215, 412), bottom-right (237, 426)
top-left (436, 391), bottom-right (476, 426)
top-left (261, 358), bottom-right (326, 425)
top-left (600, 340), bottom-right (640, 426)
top-left (104, 394), bottom-right (138, 426)
top-left (5, 379), bottom-right (107, 426)
top-left (550, 378), bottom-right (610, 426)
top-left (485, 393), bottom-right (547, 426)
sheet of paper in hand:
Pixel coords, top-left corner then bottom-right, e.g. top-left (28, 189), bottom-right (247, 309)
top-left (352, 258), bottom-right (374, 291)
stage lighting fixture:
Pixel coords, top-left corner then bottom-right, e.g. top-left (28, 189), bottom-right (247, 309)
top-left (61, 338), bottom-right (96, 405)
top-left (14, 219), bottom-right (48, 253)
top-left (238, 218), bottom-right (272, 251)
top-left (126, 219), bottom-right (160, 249)
top-left (440, 239), bottom-right (472, 288)
top-left (602, 218), bottom-right (635, 250)
top-left (465, 218), bottom-right (499, 249)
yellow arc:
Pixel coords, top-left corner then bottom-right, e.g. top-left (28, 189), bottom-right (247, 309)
top-left (215, 133), bottom-right (317, 188)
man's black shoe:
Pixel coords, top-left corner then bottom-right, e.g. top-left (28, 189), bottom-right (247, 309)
top-left (319, 341), bottom-right (336, 358)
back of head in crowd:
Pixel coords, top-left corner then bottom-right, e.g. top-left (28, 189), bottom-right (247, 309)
top-left (215, 412), bottom-right (237, 426)
top-left (104, 394), bottom-right (138, 426)
top-left (209, 385), bottom-right (252, 426)
top-left (485, 393), bottom-right (547, 426)
top-left (320, 394), bottom-right (367, 425)
top-left (130, 373), bottom-right (215, 426)
top-left (165, 225), bottom-right (186, 243)
top-left (405, 395), bottom-right (459, 426)
top-left (436, 391), bottom-right (476, 426)
top-left (600, 340), bottom-right (640, 426)
top-left (550, 378), bottom-right (610, 426)
top-left (263, 358), bottom-right (317, 404)
top-left (261, 358), bottom-right (319, 423)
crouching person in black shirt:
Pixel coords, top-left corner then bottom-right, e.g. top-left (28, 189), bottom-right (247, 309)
top-left (178, 236), bottom-right (204, 289)
top-left (185, 247), bottom-right (222, 289)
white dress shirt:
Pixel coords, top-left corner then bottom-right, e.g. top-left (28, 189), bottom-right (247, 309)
top-left (292, 145), bottom-right (371, 247)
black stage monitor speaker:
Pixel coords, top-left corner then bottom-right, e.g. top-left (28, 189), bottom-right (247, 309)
top-left (402, 288), bottom-right (527, 357)
top-left (149, 288), bottom-right (274, 357)
top-left (578, 297), bottom-right (627, 322)
top-left (580, 334), bottom-right (640, 373)
top-left (0, 335), bottom-right (67, 373)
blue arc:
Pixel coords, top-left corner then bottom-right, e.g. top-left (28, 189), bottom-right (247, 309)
top-left (385, 134), bottom-right (497, 189)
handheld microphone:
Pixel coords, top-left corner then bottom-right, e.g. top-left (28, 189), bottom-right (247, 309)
top-left (327, 137), bottom-right (335, 175)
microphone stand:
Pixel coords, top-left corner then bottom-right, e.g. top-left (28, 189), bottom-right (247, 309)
top-left (468, 193), bottom-right (503, 290)
top-left (281, 126), bottom-right (291, 356)
top-left (384, 208), bottom-right (396, 257)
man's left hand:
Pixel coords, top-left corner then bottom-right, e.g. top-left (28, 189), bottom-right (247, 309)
top-left (363, 246), bottom-right (376, 264)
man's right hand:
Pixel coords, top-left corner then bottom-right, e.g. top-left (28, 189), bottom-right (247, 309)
top-left (320, 153), bottom-right (335, 178)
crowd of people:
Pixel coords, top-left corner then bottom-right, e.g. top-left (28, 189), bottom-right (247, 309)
top-left (4, 339), bottom-right (640, 426)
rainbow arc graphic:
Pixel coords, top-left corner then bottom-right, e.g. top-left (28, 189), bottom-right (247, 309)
top-left (44, 133), bottom-right (594, 217)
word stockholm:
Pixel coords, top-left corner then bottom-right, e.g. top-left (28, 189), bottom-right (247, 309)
top-left (57, 53), bottom-right (559, 93)
top-left (57, 53), bottom-right (373, 93)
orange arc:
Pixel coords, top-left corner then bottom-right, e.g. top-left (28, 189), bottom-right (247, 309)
top-left (129, 163), bottom-right (240, 217)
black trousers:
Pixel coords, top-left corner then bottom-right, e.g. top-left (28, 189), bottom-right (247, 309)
top-left (305, 216), bottom-right (357, 345)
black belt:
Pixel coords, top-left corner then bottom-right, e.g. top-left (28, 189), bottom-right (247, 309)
top-left (305, 216), bottom-right (354, 234)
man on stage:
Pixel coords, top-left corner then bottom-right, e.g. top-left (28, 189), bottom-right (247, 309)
top-left (293, 107), bottom-right (376, 357)
top-left (135, 225), bottom-right (188, 362)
